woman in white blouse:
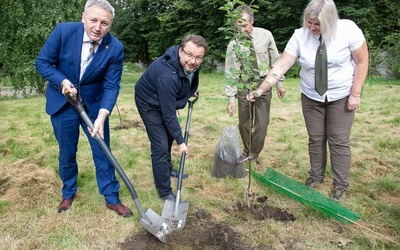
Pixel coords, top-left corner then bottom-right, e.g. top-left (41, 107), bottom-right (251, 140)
top-left (248, 0), bottom-right (368, 201)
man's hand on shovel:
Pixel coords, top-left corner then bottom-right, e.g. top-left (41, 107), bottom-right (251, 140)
top-left (61, 80), bottom-right (77, 98)
top-left (90, 110), bottom-right (108, 139)
top-left (63, 86), bottom-right (106, 139)
top-left (177, 143), bottom-right (188, 156)
top-left (63, 87), bottom-right (170, 243)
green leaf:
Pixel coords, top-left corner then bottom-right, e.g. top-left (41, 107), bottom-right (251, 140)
top-left (237, 82), bottom-right (245, 90)
top-left (259, 61), bottom-right (270, 72)
top-left (241, 74), bottom-right (250, 81)
top-left (229, 67), bottom-right (239, 75)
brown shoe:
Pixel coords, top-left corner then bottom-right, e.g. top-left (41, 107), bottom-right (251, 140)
top-left (106, 203), bottom-right (133, 217)
top-left (58, 197), bottom-right (74, 213)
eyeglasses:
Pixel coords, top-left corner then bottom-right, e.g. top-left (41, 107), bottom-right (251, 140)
top-left (181, 47), bottom-right (204, 62)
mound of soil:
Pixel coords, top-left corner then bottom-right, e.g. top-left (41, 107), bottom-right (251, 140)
top-left (120, 207), bottom-right (251, 250)
top-left (120, 195), bottom-right (295, 249)
top-left (233, 195), bottom-right (296, 222)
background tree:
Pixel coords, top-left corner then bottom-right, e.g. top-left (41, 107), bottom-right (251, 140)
top-left (368, 0), bottom-right (400, 46)
top-left (1, 0), bottom-right (400, 93)
top-left (111, 0), bottom-right (151, 64)
top-left (0, 0), bottom-right (83, 93)
top-left (255, 0), bottom-right (308, 51)
top-left (113, 0), bottom-right (227, 70)
top-left (154, 0), bottom-right (227, 71)
top-left (381, 31), bottom-right (400, 79)
top-left (114, 0), bottom-right (172, 65)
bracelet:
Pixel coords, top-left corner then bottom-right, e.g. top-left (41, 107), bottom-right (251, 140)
top-left (350, 93), bottom-right (361, 97)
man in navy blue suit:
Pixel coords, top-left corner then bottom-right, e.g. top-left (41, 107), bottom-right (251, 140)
top-left (36, 0), bottom-right (133, 217)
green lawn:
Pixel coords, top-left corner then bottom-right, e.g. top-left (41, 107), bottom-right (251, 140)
top-left (0, 72), bottom-right (399, 249)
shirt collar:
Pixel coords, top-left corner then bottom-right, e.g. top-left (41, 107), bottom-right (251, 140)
top-left (83, 32), bottom-right (103, 45)
top-left (313, 34), bottom-right (321, 41)
top-left (184, 68), bottom-right (197, 78)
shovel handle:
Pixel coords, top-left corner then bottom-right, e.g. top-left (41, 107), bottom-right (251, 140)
top-left (175, 94), bottom-right (198, 195)
top-left (187, 94), bottom-right (199, 108)
top-left (63, 89), bottom-right (147, 218)
top-left (183, 94), bottom-right (198, 144)
top-left (64, 88), bottom-right (85, 113)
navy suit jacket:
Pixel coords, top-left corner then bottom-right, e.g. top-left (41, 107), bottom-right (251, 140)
top-left (36, 22), bottom-right (124, 118)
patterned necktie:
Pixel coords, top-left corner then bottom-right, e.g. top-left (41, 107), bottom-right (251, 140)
top-left (315, 36), bottom-right (328, 96)
top-left (87, 41), bottom-right (98, 61)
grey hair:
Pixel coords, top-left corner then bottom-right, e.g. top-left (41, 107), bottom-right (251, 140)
top-left (237, 5), bottom-right (254, 22)
top-left (180, 34), bottom-right (208, 54)
top-left (84, 0), bottom-right (115, 20)
top-left (302, 0), bottom-right (339, 43)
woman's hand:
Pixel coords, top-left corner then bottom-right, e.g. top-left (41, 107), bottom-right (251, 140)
top-left (347, 94), bottom-right (361, 111)
top-left (247, 89), bottom-right (263, 102)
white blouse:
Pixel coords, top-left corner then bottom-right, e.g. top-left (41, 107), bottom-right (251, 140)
top-left (285, 19), bottom-right (365, 102)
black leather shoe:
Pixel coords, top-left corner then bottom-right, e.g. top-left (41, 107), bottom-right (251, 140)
top-left (170, 169), bottom-right (188, 179)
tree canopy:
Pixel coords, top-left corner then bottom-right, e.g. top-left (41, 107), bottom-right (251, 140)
top-left (1, 0), bottom-right (399, 91)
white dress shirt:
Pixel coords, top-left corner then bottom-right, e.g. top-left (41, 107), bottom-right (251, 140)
top-left (285, 19), bottom-right (365, 102)
top-left (80, 32), bottom-right (102, 80)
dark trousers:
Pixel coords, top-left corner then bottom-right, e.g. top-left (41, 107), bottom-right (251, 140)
top-left (135, 100), bottom-right (173, 198)
top-left (51, 104), bottom-right (121, 204)
top-left (301, 94), bottom-right (355, 190)
top-left (237, 88), bottom-right (272, 158)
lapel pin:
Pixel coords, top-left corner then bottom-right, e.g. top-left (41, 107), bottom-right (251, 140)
top-left (105, 45), bottom-right (109, 49)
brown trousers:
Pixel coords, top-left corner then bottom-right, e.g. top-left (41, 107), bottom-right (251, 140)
top-left (301, 94), bottom-right (355, 190)
top-left (237, 88), bottom-right (272, 158)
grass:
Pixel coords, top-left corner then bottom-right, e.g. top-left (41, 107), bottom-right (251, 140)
top-left (0, 72), bottom-right (400, 249)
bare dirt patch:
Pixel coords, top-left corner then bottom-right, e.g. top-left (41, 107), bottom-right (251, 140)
top-left (111, 119), bottom-right (145, 131)
top-left (120, 195), bottom-right (295, 249)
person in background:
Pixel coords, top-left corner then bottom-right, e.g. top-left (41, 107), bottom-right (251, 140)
top-left (225, 6), bottom-right (286, 165)
top-left (247, 0), bottom-right (368, 201)
top-left (35, 0), bottom-right (133, 217)
top-left (134, 34), bottom-right (208, 202)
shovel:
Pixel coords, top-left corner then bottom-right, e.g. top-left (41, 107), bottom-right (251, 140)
top-left (161, 95), bottom-right (199, 230)
top-left (64, 89), bottom-right (170, 243)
